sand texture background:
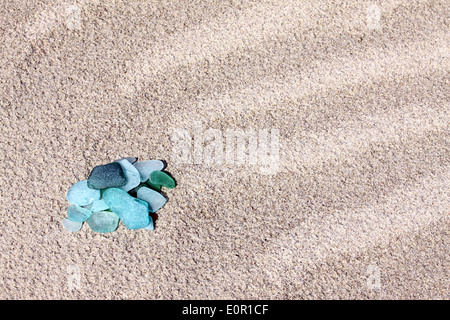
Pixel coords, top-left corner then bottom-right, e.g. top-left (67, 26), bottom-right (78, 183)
top-left (0, 0), bottom-right (448, 299)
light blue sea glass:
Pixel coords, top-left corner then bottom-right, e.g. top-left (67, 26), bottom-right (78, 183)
top-left (102, 188), bottom-right (150, 229)
top-left (116, 159), bottom-right (141, 192)
top-left (133, 160), bottom-right (164, 182)
top-left (89, 199), bottom-right (109, 212)
top-left (87, 211), bottom-right (119, 233)
top-left (66, 180), bottom-right (100, 207)
top-left (136, 187), bottom-right (167, 213)
top-left (62, 218), bottom-right (83, 232)
top-left (67, 205), bottom-right (93, 222)
top-left (143, 216), bottom-right (154, 231)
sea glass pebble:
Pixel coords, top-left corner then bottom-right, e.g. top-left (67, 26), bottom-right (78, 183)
top-left (145, 180), bottom-right (162, 191)
top-left (115, 157), bottom-right (138, 164)
top-left (68, 205), bottom-right (93, 222)
top-left (143, 216), bottom-right (154, 231)
top-left (135, 198), bottom-right (149, 211)
top-left (87, 211), bottom-right (119, 233)
top-left (116, 159), bottom-right (141, 192)
top-left (149, 171), bottom-right (176, 189)
top-left (137, 186), bottom-right (167, 213)
top-left (62, 218), bottom-right (83, 232)
top-left (134, 160), bottom-right (164, 182)
top-left (103, 188), bottom-right (150, 229)
top-left (67, 180), bottom-right (101, 207)
top-left (66, 157), bottom-right (174, 233)
top-left (89, 199), bottom-right (109, 212)
top-left (87, 162), bottom-right (127, 190)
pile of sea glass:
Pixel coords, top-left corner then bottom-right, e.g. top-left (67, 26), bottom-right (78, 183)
top-left (63, 157), bottom-right (176, 233)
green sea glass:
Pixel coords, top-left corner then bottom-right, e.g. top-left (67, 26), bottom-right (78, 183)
top-left (149, 171), bottom-right (176, 189)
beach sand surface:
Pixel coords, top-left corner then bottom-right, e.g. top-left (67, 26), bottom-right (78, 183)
top-left (0, 0), bottom-right (448, 299)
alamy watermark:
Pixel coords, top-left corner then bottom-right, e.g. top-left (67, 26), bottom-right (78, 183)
top-left (25, 3), bottom-right (81, 40)
top-left (67, 264), bottom-right (81, 290)
top-left (366, 264), bottom-right (381, 290)
top-left (171, 121), bottom-right (280, 175)
top-left (366, 4), bottom-right (382, 31)
top-left (65, 5), bottom-right (82, 31)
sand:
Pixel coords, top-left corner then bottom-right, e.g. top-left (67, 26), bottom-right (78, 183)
top-left (0, 0), bottom-right (448, 299)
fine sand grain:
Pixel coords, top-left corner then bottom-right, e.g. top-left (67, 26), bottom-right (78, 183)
top-left (0, 0), bottom-right (448, 299)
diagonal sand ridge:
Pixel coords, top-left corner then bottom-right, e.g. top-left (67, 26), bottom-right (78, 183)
top-left (119, 0), bottom-right (444, 95)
